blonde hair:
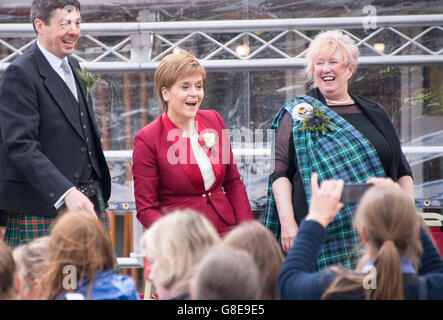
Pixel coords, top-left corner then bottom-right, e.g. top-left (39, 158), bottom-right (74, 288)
top-left (140, 209), bottom-right (220, 294)
top-left (305, 30), bottom-right (360, 84)
top-left (323, 184), bottom-right (422, 300)
top-left (0, 240), bottom-right (16, 300)
top-left (223, 221), bottom-right (284, 299)
top-left (154, 52), bottom-right (206, 112)
top-left (42, 210), bottom-right (115, 300)
top-left (13, 236), bottom-right (50, 299)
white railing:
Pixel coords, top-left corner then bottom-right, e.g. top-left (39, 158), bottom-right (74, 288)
top-left (103, 146), bottom-right (443, 164)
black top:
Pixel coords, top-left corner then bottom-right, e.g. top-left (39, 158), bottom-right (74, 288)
top-left (270, 88), bottom-right (413, 224)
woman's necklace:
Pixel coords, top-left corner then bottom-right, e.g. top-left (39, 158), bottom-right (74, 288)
top-left (325, 97), bottom-right (354, 105)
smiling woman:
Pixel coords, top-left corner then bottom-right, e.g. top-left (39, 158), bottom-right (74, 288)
top-left (132, 52), bottom-right (253, 237)
top-left (161, 73), bottom-right (205, 134)
top-left (263, 30), bottom-right (414, 270)
top-left (306, 30), bottom-right (359, 103)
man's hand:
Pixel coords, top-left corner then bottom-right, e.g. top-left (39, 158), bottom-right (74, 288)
top-left (305, 172), bottom-right (344, 228)
top-left (64, 188), bottom-right (97, 219)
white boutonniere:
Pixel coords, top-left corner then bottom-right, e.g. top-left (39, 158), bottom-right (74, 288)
top-left (202, 132), bottom-right (216, 157)
top-left (292, 102), bottom-right (313, 121)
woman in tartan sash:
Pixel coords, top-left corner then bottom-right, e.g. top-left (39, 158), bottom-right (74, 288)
top-left (263, 30), bottom-right (414, 270)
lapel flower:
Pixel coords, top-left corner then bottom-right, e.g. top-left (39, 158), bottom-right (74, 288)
top-left (292, 102), bottom-right (313, 120)
top-left (300, 104), bottom-right (333, 135)
top-left (202, 132), bottom-right (216, 157)
top-left (76, 67), bottom-right (101, 101)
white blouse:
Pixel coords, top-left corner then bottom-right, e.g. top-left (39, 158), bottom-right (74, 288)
top-left (184, 131), bottom-right (216, 191)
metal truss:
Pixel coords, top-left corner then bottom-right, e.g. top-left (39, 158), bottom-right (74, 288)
top-left (0, 14), bottom-right (442, 71)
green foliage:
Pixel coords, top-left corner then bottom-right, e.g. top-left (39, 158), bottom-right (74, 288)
top-left (300, 103), bottom-right (333, 135)
top-left (76, 67), bottom-right (101, 101)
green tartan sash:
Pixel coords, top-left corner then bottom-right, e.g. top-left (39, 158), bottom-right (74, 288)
top-left (261, 95), bottom-right (386, 269)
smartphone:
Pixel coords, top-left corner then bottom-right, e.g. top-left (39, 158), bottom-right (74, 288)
top-left (340, 184), bottom-right (371, 203)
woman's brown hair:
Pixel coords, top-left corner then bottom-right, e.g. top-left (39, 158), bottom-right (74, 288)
top-left (0, 240), bottom-right (17, 300)
top-left (322, 184), bottom-right (421, 300)
top-left (223, 220), bottom-right (285, 299)
top-left (42, 210), bottom-right (115, 299)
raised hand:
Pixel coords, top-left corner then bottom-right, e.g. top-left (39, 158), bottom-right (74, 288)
top-left (305, 172), bottom-right (344, 228)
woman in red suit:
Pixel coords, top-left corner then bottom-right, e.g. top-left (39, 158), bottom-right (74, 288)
top-left (132, 52), bottom-right (253, 236)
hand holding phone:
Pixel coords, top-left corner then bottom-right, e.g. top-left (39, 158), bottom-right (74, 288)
top-left (340, 184), bottom-right (371, 203)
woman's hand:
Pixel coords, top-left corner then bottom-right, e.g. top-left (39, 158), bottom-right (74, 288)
top-left (272, 177), bottom-right (299, 253)
top-left (280, 220), bottom-right (298, 254)
top-left (305, 172), bottom-right (344, 228)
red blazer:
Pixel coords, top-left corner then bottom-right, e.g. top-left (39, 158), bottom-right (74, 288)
top-left (132, 109), bottom-right (253, 236)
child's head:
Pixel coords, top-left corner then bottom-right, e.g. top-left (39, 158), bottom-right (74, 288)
top-left (43, 210), bottom-right (114, 299)
top-left (140, 209), bottom-right (220, 299)
top-left (0, 240), bottom-right (18, 300)
top-left (13, 236), bottom-right (51, 299)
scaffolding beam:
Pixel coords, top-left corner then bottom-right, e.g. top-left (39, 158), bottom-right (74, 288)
top-left (0, 14), bottom-right (441, 71)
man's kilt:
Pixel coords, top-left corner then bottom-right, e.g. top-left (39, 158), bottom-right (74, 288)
top-left (3, 182), bottom-right (109, 248)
